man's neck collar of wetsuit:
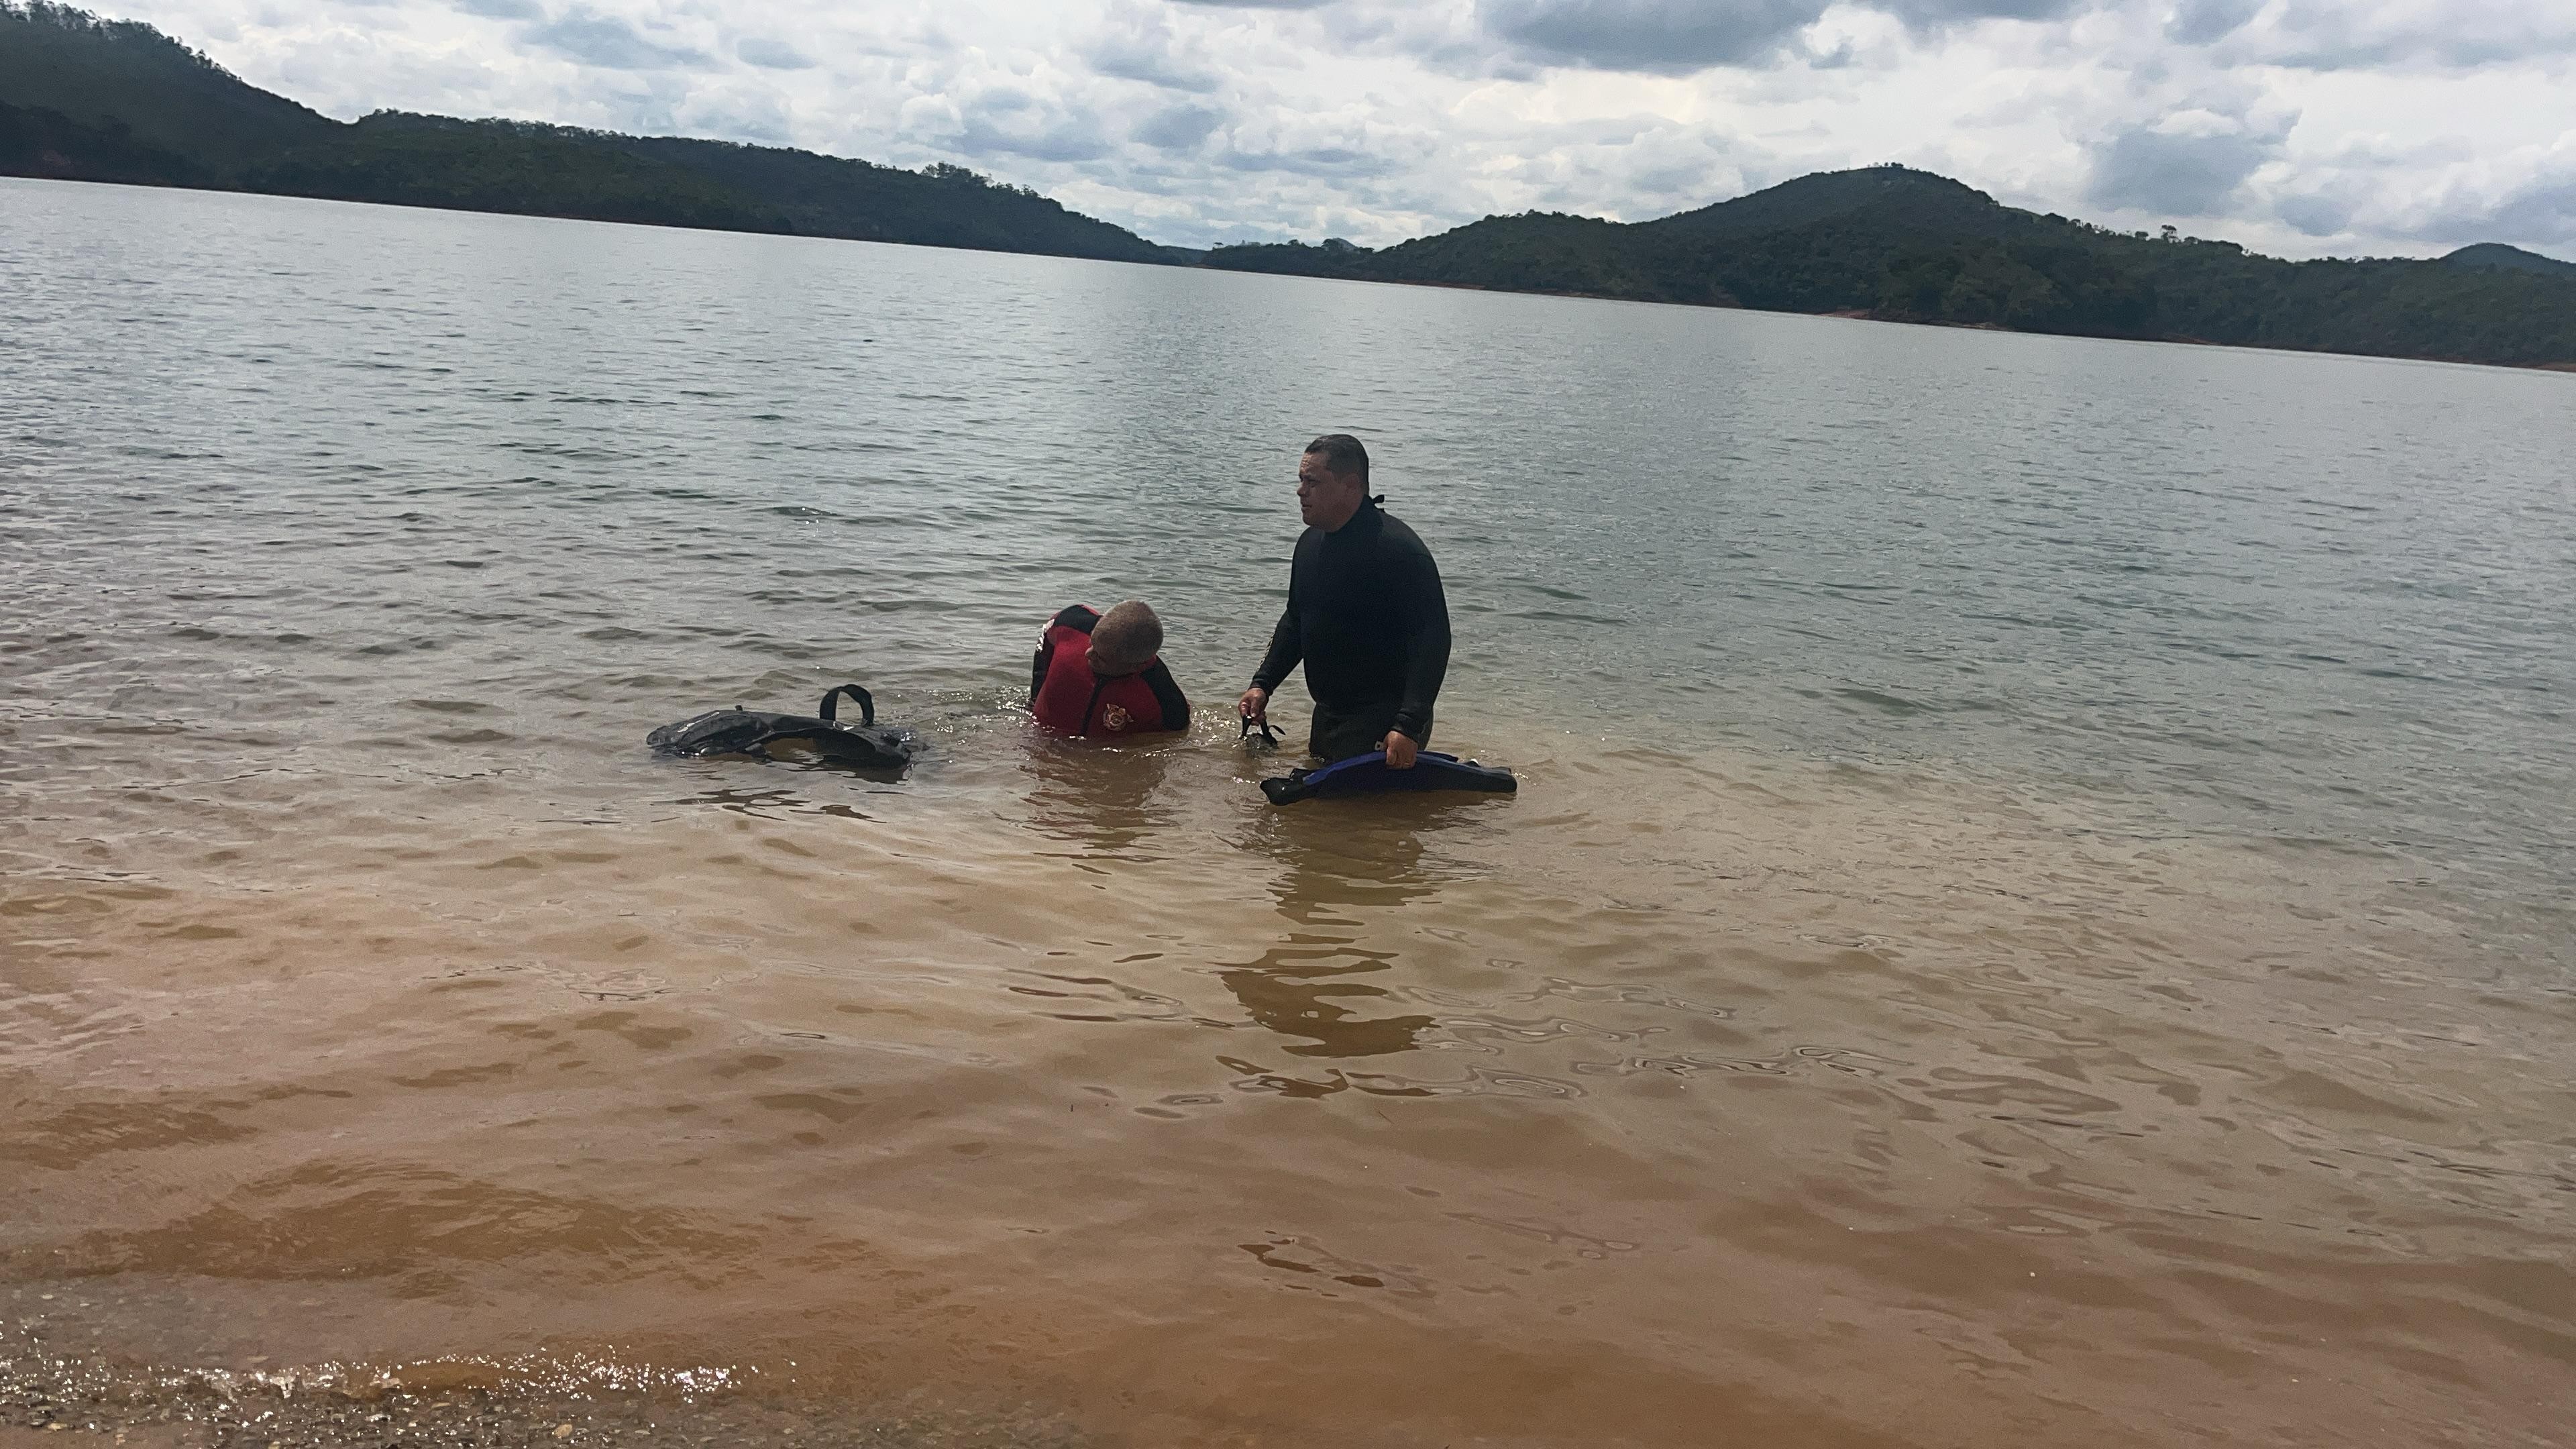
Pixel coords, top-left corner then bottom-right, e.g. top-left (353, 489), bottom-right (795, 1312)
top-left (1321, 494), bottom-right (1379, 533)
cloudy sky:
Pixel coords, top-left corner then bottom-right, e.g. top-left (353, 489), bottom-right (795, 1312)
top-left (111, 0), bottom-right (2576, 258)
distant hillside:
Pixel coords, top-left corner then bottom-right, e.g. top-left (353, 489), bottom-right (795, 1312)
top-left (0, 0), bottom-right (328, 167)
top-left (1, 94), bottom-right (199, 183)
top-left (0, 0), bottom-right (1178, 262)
top-left (1646, 166), bottom-right (2015, 241)
top-left (1208, 167), bottom-right (2576, 370)
top-left (2440, 243), bottom-right (2575, 278)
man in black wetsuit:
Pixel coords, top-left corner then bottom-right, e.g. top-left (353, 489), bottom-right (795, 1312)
top-left (1237, 433), bottom-right (1452, 767)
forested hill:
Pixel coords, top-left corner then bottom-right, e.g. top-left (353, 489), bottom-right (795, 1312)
top-left (0, 1), bottom-right (1181, 262)
top-left (1206, 168), bottom-right (2576, 370)
top-left (2440, 243), bottom-right (2576, 278)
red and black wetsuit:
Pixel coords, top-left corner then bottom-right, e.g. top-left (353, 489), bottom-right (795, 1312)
top-left (1030, 606), bottom-right (1191, 737)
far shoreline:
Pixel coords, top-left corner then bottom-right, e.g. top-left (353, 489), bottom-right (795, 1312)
top-left (7, 172), bottom-right (2572, 379)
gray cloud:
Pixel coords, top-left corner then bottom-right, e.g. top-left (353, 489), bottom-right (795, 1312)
top-left (1470, 0), bottom-right (2092, 73)
top-left (951, 89), bottom-right (1116, 163)
top-left (2086, 119), bottom-right (2285, 217)
top-left (2275, 189), bottom-right (2355, 237)
top-left (1083, 13), bottom-right (1221, 92)
top-left (523, 7), bottom-right (708, 69)
top-left (1090, 50), bottom-right (1219, 91)
top-left (451, 0), bottom-right (541, 19)
top-left (2252, 138), bottom-right (2576, 253)
top-left (733, 36), bottom-right (814, 70)
top-left (1474, 0), bottom-right (1824, 71)
top-left (2402, 168), bottom-right (2576, 249)
top-left (967, 127), bottom-right (1114, 162)
top-left (2237, 1), bottom-right (2576, 70)
top-left (1134, 102), bottom-right (1226, 150)
top-left (2485, 176), bottom-right (2576, 246)
top-left (1895, 0), bottom-right (2079, 18)
top-left (578, 70), bottom-right (694, 133)
top-left (695, 104), bottom-right (793, 145)
top-left (2165, 0), bottom-right (2260, 44)
top-left (1448, 113), bottom-right (1750, 214)
top-left (1217, 143), bottom-right (1391, 178)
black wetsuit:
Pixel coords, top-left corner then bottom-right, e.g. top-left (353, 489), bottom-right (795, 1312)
top-left (1250, 497), bottom-right (1452, 760)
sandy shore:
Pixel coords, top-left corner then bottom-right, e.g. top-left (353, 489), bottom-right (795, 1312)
top-left (0, 1320), bottom-right (1084, 1449)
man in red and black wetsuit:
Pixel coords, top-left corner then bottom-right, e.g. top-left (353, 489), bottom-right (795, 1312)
top-left (1238, 434), bottom-right (1451, 766)
top-left (1030, 599), bottom-right (1191, 737)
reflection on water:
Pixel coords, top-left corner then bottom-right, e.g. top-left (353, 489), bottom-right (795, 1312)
top-left (1018, 733), bottom-right (1179, 861)
top-left (1220, 945), bottom-right (1428, 1061)
top-left (3, 180), bottom-right (2573, 1449)
top-left (1224, 805), bottom-right (1449, 1060)
top-left (664, 783), bottom-right (876, 820)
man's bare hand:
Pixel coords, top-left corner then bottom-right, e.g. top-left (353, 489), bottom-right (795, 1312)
top-left (1238, 687), bottom-right (1270, 722)
top-left (1381, 730), bottom-right (1419, 769)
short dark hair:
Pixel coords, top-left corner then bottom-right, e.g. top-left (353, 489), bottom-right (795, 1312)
top-left (1303, 433), bottom-right (1369, 484)
top-left (1090, 600), bottom-right (1163, 672)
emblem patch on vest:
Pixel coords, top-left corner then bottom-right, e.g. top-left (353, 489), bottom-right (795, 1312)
top-left (1102, 703), bottom-right (1132, 732)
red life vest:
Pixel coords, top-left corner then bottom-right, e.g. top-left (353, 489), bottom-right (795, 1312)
top-left (1029, 606), bottom-right (1189, 737)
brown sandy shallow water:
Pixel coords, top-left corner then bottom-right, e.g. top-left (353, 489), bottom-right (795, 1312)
top-left (5, 720), bottom-right (2569, 1448)
top-left (6, 179), bottom-right (2575, 1448)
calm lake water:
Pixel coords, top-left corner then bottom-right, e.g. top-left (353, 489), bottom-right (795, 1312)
top-left (3, 177), bottom-right (2571, 1448)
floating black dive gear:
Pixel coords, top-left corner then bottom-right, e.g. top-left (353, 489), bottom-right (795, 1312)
top-left (1259, 748), bottom-right (1516, 805)
top-left (647, 685), bottom-right (918, 773)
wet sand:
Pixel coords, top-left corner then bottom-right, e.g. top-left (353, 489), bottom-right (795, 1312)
top-left (0, 1302), bottom-right (1079, 1449)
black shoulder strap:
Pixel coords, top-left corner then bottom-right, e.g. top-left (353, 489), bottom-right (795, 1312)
top-left (1142, 659), bottom-right (1189, 731)
top-left (1050, 604), bottom-right (1101, 633)
top-left (818, 684), bottom-right (874, 726)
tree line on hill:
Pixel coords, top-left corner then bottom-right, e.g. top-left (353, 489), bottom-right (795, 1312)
top-left (5, 0), bottom-right (2572, 368)
top-left (1203, 168), bottom-right (2576, 369)
top-left (0, 1), bottom-right (1179, 262)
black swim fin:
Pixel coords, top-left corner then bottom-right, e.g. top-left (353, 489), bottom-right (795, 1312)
top-left (649, 684), bottom-right (918, 773)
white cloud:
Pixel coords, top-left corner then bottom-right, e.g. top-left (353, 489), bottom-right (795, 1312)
top-left (80, 0), bottom-right (2576, 258)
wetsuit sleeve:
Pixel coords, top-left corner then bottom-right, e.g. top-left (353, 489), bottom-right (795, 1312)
top-left (1250, 561), bottom-right (1301, 693)
top-left (1250, 606), bottom-right (1300, 693)
top-left (1391, 545), bottom-right (1450, 742)
top-left (1142, 661), bottom-right (1189, 731)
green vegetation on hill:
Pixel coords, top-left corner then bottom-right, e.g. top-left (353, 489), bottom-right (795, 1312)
top-left (244, 114), bottom-right (790, 233)
top-left (0, 1), bottom-right (327, 166)
top-left (0, 0), bottom-right (1175, 260)
top-left (5, 1), bottom-right (2571, 366)
top-left (1, 95), bottom-right (200, 184)
top-left (606, 131), bottom-right (1174, 259)
top-left (1209, 168), bottom-right (2576, 369)
top-left (2440, 243), bottom-right (2576, 278)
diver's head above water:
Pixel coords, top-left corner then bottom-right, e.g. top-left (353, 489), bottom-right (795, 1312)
top-left (1085, 600), bottom-right (1165, 678)
top-left (1297, 433), bottom-right (1371, 533)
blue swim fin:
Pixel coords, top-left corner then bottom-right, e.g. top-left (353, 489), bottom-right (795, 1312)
top-left (1260, 750), bottom-right (1517, 805)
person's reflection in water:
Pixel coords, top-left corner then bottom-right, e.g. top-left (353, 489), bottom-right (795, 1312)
top-left (1222, 805), bottom-right (1449, 1061)
top-left (1020, 737), bottom-right (1177, 861)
